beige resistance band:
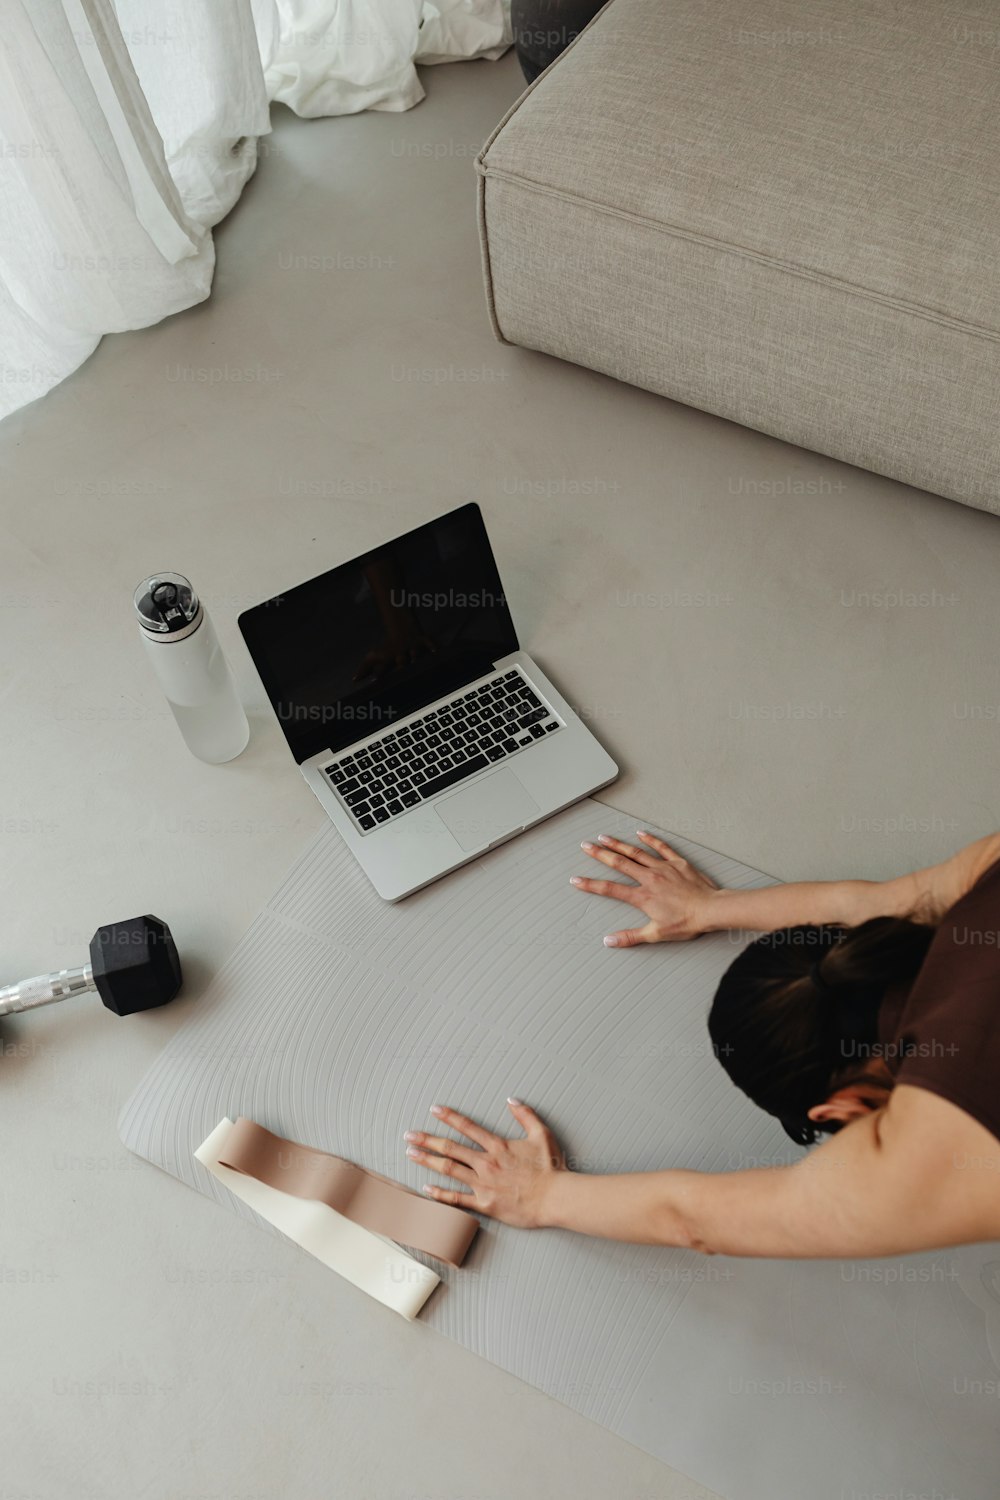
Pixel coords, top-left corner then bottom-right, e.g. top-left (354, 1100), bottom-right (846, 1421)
top-left (195, 1118), bottom-right (440, 1320)
top-left (218, 1116), bottom-right (479, 1269)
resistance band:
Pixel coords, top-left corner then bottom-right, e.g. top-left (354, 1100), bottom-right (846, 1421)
top-left (217, 1115), bottom-right (479, 1268)
top-left (195, 1119), bottom-right (438, 1320)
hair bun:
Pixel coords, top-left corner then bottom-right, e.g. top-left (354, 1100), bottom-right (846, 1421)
top-left (809, 957), bottom-right (837, 998)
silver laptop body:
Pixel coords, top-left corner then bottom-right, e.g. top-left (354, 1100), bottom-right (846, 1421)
top-left (240, 504), bottom-right (618, 900)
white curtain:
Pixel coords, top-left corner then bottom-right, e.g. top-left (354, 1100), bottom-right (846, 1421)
top-left (0, 0), bottom-right (511, 422)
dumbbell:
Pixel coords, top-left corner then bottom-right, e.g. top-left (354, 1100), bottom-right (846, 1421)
top-left (0, 916), bottom-right (182, 1019)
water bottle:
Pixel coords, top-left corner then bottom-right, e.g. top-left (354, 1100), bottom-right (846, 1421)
top-left (134, 571), bottom-right (250, 764)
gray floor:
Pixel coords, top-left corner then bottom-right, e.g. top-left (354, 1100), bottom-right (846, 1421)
top-left (2, 47), bottom-right (999, 1500)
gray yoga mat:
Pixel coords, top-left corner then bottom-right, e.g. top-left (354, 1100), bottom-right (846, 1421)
top-left (119, 801), bottom-right (1000, 1500)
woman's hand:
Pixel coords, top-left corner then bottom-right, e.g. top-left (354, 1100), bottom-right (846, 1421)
top-left (570, 830), bottom-right (720, 946)
top-left (404, 1100), bottom-right (566, 1229)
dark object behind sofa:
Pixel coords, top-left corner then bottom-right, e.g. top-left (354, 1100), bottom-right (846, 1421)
top-left (511, 0), bottom-right (606, 80)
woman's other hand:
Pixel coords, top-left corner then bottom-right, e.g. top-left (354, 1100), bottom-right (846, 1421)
top-left (404, 1100), bottom-right (566, 1228)
top-left (570, 830), bottom-right (720, 947)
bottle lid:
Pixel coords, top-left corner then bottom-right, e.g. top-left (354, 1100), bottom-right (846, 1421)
top-left (133, 572), bottom-right (201, 634)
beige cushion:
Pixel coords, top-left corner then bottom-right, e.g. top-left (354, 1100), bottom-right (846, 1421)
top-left (476, 0), bottom-right (1000, 514)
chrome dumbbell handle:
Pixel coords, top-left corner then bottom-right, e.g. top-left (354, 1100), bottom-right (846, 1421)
top-left (0, 965), bottom-right (96, 1017)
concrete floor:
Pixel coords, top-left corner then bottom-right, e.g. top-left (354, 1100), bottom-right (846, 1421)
top-left (2, 46), bottom-right (999, 1500)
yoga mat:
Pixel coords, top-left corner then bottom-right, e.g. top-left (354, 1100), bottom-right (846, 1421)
top-left (119, 801), bottom-right (1000, 1500)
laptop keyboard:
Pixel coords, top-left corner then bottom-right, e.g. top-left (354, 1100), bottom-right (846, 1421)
top-left (324, 668), bottom-right (562, 832)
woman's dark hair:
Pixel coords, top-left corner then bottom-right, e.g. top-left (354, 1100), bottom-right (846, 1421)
top-left (708, 918), bottom-right (934, 1145)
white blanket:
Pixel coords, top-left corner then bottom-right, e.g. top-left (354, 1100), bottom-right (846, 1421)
top-left (263, 0), bottom-right (512, 117)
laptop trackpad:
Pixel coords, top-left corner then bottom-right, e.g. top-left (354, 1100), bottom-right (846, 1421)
top-left (435, 770), bottom-right (540, 852)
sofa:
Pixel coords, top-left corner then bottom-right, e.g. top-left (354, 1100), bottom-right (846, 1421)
top-left (476, 0), bottom-right (1000, 516)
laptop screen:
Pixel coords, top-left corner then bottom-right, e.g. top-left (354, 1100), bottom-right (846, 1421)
top-left (238, 503), bottom-right (520, 763)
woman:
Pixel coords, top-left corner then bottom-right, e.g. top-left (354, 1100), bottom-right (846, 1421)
top-left (404, 829), bottom-right (1000, 1257)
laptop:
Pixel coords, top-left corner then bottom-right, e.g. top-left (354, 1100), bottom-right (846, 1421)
top-left (238, 503), bottom-right (618, 900)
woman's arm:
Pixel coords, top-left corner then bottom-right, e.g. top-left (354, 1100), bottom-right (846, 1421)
top-left (406, 1093), bottom-right (999, 1259)
top-left (540, 1100), bottom-right (938, 1257)
top-left (570, 830), bottom-right (1000, 946)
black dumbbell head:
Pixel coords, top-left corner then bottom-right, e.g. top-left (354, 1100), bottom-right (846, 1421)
top-left (89, 915), bottom-right (182, 1016)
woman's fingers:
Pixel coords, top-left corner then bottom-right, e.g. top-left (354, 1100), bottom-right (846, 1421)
top-left (593, 833), bottom-right (662, 868)
top-left (635, 829), bottom-right (685, 862)
top-left (506, 1097), bottom-right (545, 1139)
top-left (427, 1104), bottom-right (495, 1150)
top-left (569, 875), bottom-right (640, 905)
top-left (580, 842), bottom-right (646, 878)
top-left (406, 1147), bottom-right (476, 1185)
top-left (404, 1132), bottom-right (480, 1167)
top-left (508, 1099), bottom-right (564, 1167)
top-left (422, 1184), bottom-right (474, 1206)
top-left (603, 921), bottom-right (661, 948)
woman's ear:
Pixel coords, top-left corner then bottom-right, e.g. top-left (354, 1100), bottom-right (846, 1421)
top-left (808, 1061), bottom-right (895, 1125)
top-left (807, 1086), bottom-right (880, 1126)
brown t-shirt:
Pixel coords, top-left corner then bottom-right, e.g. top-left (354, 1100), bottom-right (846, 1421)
top-left (878, 854), bottom-right (1000, 1142)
